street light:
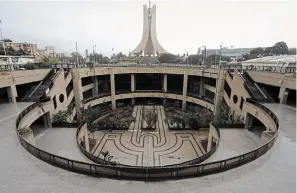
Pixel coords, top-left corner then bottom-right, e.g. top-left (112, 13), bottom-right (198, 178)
top-left (0, 20), bottom-right (10, 68)
top-left (0, 20), bottom-right (7, 56)
top-left (219, 42), bottom-right (223, 69)
top-left (201, 46), bottom-right (206, 66)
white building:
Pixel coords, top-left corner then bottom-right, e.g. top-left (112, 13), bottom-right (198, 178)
top-left (206, 47), bottom-right (254, 60)
top-left (0, 55), bottom-right (35, 65)
top-left (242, 55), bottom-right (296, 72)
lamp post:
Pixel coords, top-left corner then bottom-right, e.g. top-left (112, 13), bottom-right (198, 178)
top-left (0, 20), bottom-right (7, 56)
top-left (219, 42), bottom-right (223, 69)
top-left (0, 20), bottom-right (10, 68)
top-left (112, 48), bottom-right (115, 65)
top-left (201, 46), bottom-right (206, 66)
top-left (76, 42), bottom-right (78, 68)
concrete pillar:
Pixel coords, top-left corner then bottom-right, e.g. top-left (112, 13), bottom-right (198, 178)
top-left (279, 86), bottom-right (289, 105)
top-left (110, 69), bottom-right (116, 110)
top-left (7, 85), bottom-right (17, 103)
top-left (72, 69), bottom-right (83, 123)
top-left (214, 70), bottom-right (225, 117)
top-left (131, 74), bottom-right (135, 105)
top-left (163, 74), bottom-right (167, 105)
top-left (131, 74), bottom-right (135, 92)
top-left (207, 124), bottom-right (218, 152)
top-left (244, 113), bottom-right (254, 131)
top-left (83, 124), bottom-right (90, 152)
top-left (92, 76), bottom-right (98, 97)
top-left (42, 112), bottom-right (52, 129)
top-left (182, 72), bottom-right (188, 111)
top-left (163, 74), bottom-right (167, 92)
top-left (206, 125), bottom-right (213, 152)
top-left (199, 76), bottom-right (205, 97)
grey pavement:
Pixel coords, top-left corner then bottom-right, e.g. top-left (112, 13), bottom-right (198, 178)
top-left (0, 102), bottom-right (295, 193)
top-left (203, 128), bottom-right (261, 163)
top-left (35, 127), bottom-right (93, 163)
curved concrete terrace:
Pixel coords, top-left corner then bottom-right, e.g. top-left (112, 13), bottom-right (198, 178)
top-left (0, 101), bottom-right (295, 192)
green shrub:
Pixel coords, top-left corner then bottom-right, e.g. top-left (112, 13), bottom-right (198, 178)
top-left (52, 110), bottom-right (71, 123)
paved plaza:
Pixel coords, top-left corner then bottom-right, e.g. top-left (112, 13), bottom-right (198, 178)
top-left (0, 102), bottom-right (295, 193)
top-left (92, 105), bottom-right (207, 166)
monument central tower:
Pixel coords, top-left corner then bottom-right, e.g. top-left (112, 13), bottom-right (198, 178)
top-left (131, 2), bottom-right (168, 57)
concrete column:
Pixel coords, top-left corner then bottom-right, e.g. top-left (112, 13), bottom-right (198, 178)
top-left (279, 86), bottom-right (289, 105)
top-left (207, 124), bottom-right (218, 152)
top-left (7, 85), bottom-right (17, 103)
top-left (199, 76), bottom-right (205, 97)
top-left (214, 70), bottom-right (225, 117)
top-left (244, 113), bottom-right (254, 131)
top-left (163, 74), bottom-right (167, 92)
top-left (182, 72), bottom-right (188, 111)
top-left (42, 112), bottom-right (52, 129)
top-left (72, 69), bottom-right (83, 123)
top-left (83, 124), bottom-right (90, 152)
top-left (92, 76), bottom-right (98, 97)
top-left (131, 74), bottom-right (135, 105)
top-left (131, 74), bottom-right (135, 92)
top-left (206, 125), bottom-right (213, 152)
top-left (110, 69), bottom-right (116, 110)
top-left (163, 74), bottom-right (167, 105)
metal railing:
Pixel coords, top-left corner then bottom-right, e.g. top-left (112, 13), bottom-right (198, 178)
top-left (76, 122), bottom-right (220, 168)
top-left (15, 95), bottom-right (278, 181)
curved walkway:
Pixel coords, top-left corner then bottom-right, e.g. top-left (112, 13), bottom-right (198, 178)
top-left (0, 102), bottom-right (295, 193)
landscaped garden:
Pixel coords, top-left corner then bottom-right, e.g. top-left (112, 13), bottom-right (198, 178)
top-left (164, 101), bottom-right (244, 130)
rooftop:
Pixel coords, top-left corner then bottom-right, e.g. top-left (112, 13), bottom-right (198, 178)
top-left (243, 55), bottom-right (296, 64)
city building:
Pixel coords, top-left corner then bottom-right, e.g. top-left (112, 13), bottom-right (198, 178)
top-left (0, 55), bottom-right (35, 65)
top-left (2, 41), bottom-right (57, 63)
top-left (5, 42), bottom-right (38, 56)
top-left (206, 47), bottom-right (254, 60)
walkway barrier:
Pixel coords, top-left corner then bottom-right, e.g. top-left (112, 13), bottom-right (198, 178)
top-left (15, 98), bottom-right (278, 181)
top-left (76, 116), bottom-right (220, 167)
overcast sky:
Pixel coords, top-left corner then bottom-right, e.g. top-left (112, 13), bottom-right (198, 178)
top-left (0, 0), bottom-right (296, 56)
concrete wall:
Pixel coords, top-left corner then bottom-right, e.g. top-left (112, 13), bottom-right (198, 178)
top-left (0, 69), bottom-right (50, 88)
top-left (18, 101), bottom-right (54, 129)
top-left (48, 69), bottom-right (69, 113)
top-left (242, 102), bottom-right (277, 132)
top-left (248, 71), bottom-right (296, 90)
top-left (224, 71), bottom-right (250, 114)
